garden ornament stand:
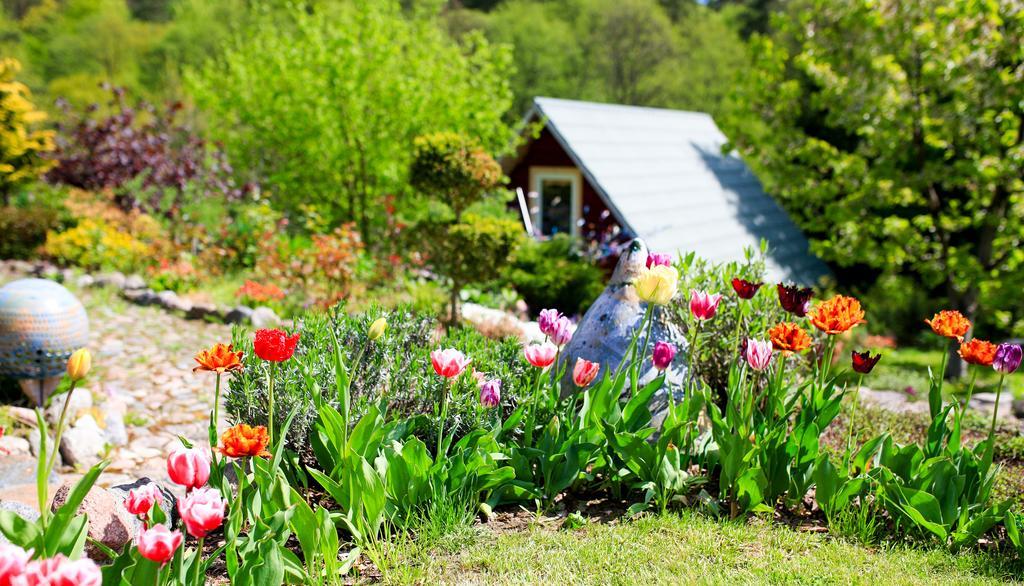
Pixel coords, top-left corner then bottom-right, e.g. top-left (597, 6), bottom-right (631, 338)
top-left (0, 278), bottom-right (89, 406)
top-left (561, 238), bottom-right (688, 423)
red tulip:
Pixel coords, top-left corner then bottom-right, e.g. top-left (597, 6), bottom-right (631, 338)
top-left (166, 446), bottom-right (211, 491)
top-left (731, 278), bottom-right (762, 300)
top-left (777, 283), bottom-right (814, 317)
top-left (652, 341), bottom-right (677, 371)
top-left (646, 252), bottom-right (672, 268)
top-left (253, 329), bottom-right (300, 362)
top-left (689, 290), bottom-right (722, 320)
top-left (124, 482), bottom-right (162, 517)
top-left (430, 348), bottom-right (471, 378)
top-left (572, 358), bottom-right (600, 387)
top-left (524, 342), bottom-right (558, 369)
top-left (136, 525), bottom-right (182, 566)
top-left (178, 487), bottom-right (226, 538)
top-left (851, 350), bottom-right (882, 374)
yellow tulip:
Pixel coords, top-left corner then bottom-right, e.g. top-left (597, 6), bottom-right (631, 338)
top-left (633, 265), bottom-right (679, 305)
top-left (368, 317), bottom-right (388, 341)
top-left (66, 348), bottom-right (92, 381)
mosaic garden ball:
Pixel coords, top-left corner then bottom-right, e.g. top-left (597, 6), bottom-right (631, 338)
top-left (0, 278), bottom-right (89, 380)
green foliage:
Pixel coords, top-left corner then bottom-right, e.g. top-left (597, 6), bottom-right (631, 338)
top-left (503, 234), bottom-right (605, 316)
top-left (721, 0), bottom-right (1024, 335)
top-left (188, 0), bottom-right (517, 238)
top-left (409, 132), bottom-right (503, 219)
top-left (0, 204), bottom-right (61, 259)
top-left (0, 58), bottom-right (54, 199)
top-left (42, 217), bottom-right (153, 272)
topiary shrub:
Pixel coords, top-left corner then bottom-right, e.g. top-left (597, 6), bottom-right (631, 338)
top-left (0, 206), bottom-right (61, 259)
top-left (224, 305), bottom-right (532, 462)
top-left (503, 234), bottom-right (605, 317)
top-left (409, 132), bottom-right (503, 219)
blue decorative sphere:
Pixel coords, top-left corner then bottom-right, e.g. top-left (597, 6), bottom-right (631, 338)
top-left (0, 278), bottom-right (89, 379)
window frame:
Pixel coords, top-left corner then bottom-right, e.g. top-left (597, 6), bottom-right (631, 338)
top-left (528, 166), bottom-right (582, 238)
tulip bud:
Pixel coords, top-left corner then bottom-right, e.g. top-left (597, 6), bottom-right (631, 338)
top-left (368, 317), bottom-right (387, 341)
top-left (66, 348), bottom-right (92, 381)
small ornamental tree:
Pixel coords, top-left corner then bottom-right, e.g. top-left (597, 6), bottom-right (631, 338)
top-left (409, 132), bottom-right (521, 324)
top-left (0, 58), bottom-right (55, 204)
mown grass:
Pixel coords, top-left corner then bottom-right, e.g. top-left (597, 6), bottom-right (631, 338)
top-left (374, 512), bottom-right (1022, 585)
top-left (862, 346), bottom-right (1024, 400)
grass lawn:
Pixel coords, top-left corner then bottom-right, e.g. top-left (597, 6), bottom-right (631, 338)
top-left (374, 512), bottom-right (1022, 584)
top-left (849, 346), bottom-right (1024, 400)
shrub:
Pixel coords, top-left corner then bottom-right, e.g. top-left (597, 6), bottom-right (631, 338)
top-left (224, 306), bottom-right (531, 461)
top-left (0, 206), bottom-right (61, 259)
top-left (42, 218), bottom-right (153, 272)
top-left (503, 234), bottom-right (605, 316)
top-left (147, 257), bottom-right (200, 293)
top-left (0, 58), bottom-right (55, 203)
top-left (255, 224), bottom-right (364, 309)
top-left (409, 132), bottom-right (503, 219)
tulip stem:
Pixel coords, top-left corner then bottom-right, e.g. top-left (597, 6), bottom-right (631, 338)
top-left (524, 368), bottom-right (543, 447)
top-left (846, 374), bottom-right (864, 456)
top-left (43, 380), bottom-right (78, 519)
top-left (987, 374), bottom-right (1006, 452)
top-left (267, 362), bottom-right (277, 449)
top-left (191, 537), bottom-right (205, 586)
top-left (437, 378), bottom-right (451, 457)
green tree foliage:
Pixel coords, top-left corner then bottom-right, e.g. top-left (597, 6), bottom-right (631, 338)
top-left (0, 57), bottom-right (53, 201)
top-left (479, 0), bottom-right (748, 116)
top-left (188, 0), bottom-right (517, 242)
top-left (409, 132), bottom-right (522, 324)
top-left (721, 0), bottom-right (1024, 358)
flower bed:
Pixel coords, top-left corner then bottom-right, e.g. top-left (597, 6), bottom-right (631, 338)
top-left (1, 253), bottom-right (1022, 583)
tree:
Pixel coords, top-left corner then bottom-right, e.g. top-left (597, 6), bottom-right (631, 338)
top-left (187, 0), bottom-right (517, 245)
top-left (721, 0), bottom-right (1024, 376)
top-left (410, 132), bottom-right (521, 325)
top-left (0, 57), bottom-right (54, 203)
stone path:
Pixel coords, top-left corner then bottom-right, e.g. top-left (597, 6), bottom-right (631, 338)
top-left (1, 269), bottom-right (233, 499)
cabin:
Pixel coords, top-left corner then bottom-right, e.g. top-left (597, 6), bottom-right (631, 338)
top-left (503, 97), bottom-right (829, 285)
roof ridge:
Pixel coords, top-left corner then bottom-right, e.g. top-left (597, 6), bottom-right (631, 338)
top-left (533, 96), bottom-right (713, 119)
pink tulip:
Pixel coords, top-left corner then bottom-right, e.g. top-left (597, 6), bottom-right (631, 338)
top-left (48, 558), bottom-right (102, 586)
top-left (689, 290), bottom-right (722, 320)
top-left (646, 253), bottom-right (672, 268)
top-left (479, 379), bottom-right (501, 408)
top-left (652, 341), bottom-right (677, 371)
top-left (524, 342), bottom-right (558, 369)
top-left (0, 543), bottom-right (29, 586)
top-left (166, 446), bottom-right (211, 491)
top-left (430, 348), bottom-right (471, 378)
top-left (136, 524), bottom-right (182, 565)
top-left (124, 482), bottom-right (162, 517)
top-left (572, 358), bottom-right (600, 387)
top-left (178, 487), bottom-right (227, 538)
top-left (745, 338), bottom-right (773, 371)
top-left (537, 309), bottom-right (564, 338)
top-left (549, 316), bottom-right (574, 347)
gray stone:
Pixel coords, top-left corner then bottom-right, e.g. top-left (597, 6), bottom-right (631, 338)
top-left (109, 477), bottom-right (178, 526)
top-left (224, 305), bottom-right (254, 325)
top-left (124, 274), bottom-right (146, 290)
top-left (559, 239), bottom-right (688, 424)
top-left (251, 306), bottom-right (280, 328)
top-left (100, 339), bottom-right (124, 357)
top-left (969, 392), bottom-right (1014, 420)
top-left (186, 301), bottom-right (219, 321)
top-left (59, 415), bottom-right (107, 468)
top-left (46, 387), bottom-right (93, 422)
top-left (0, 435), bottom-right (30, 456)
top-left (102, 396), bottom-right (129, 447)
top-left (123, 288), bottom-right (158, 306)
top-left (39, 265), bottom-right (60, 280)
top-left (27, 428), bottom-right (61, 467)
top-left (157, 290), bottom-right (192, 312)
top-left (1013, 398), bottom-right (1024, 420)
top-left (858, 387), bottom-right (929, 415)
top-left (60, 268), bottom-right (76, 283)
top-left (76, 274), bottom-right (95, 289)
top-left (51, 484), bottom-right (139, 560)
top-left (96, 272), bottom-right (126, 289)
top-left (0, 454), bottom-right (53, 489)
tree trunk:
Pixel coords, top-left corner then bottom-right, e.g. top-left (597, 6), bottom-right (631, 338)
top-left (448, 283), bottom-right (461, 329)
top-left (945, 285), bottom-right (979, 380)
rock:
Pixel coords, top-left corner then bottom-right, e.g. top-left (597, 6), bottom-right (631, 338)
top-left (39, 265), bottom-right (59, 280)
top-left (157, 290), bottom-right (192, 312)
top-left (251, 306), bottom-right (280, 328)
top-left (123, 288), bottom-right (158, 306)
top-left (857, 387), bottom-right (929, 415)
top-left (0, 501), bottom-right (40, 544)
top-left (46, 387), bottom-right (94, 422)
top-left (0, 435), bottom-right (30, 456)
top-left (1013, 398), bottom-right (1024, 420)
top-left (224, 305), bottom-right (254, 325)
top-left (124, 274), bottom-right (146, 290)
top-left (102, 396), bottom-right (129, 447)
top-left (969, 392), bottom-right (1014, 420)
top-left (186, 302), bottom-right (219, 321)
top-left (100, 339), bottom-right (125, 357)
top-left (96, 272), bottom-right (126, 289)
top-left (27, 428), bottom-right (61, 467)
top-left (462, 302), bottom-right (541, 343)
top-left (559, 239), bottom-right (688, 425)
top-left (109, 478), bottom-right (178, 526)
top-left (59, 415), bottom-right (107, 468)
top-left (60, 269), bottom-right (76, 283)
top-left (0, 454), bottom-right (54, 489)
top-left (50, 484), bottom-right (140, 560)
top-left (75, 274), bottom-right (95, 289)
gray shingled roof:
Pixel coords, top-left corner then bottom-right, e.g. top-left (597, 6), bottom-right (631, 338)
top-left (529, 97), bottom-right (830, 285)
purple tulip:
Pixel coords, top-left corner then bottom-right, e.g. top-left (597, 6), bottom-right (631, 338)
top-left (652, 341), bottom-right (677, 371)
top-left (479, 379), bottom-right (501, 408)
top-left (538, 309), bottom-right (564, 338)
top-left (993, 343), bottom-right (1022, 374)
top-left (550, 316), bottom-right (575, 347)
top-left (745, 338), bottom-right (773, 371)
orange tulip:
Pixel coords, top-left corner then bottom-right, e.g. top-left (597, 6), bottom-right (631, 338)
top-left (769, 322), bottom-right (812, 353)
top-left (925, 310), bottom-right (971, 341)
top-left (193, 343), bottom-right (244, 374)
top-left (958, 339), bottom-right (997, 366)
top-left (219, 424), bottom-right (270, 458)
top-left (810, 295), bottom-right (865, 335)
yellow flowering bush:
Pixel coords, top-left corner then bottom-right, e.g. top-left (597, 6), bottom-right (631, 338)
top-left (43, 218), bottom-right (152, 272)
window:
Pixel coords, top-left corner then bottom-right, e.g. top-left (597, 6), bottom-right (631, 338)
top-left (529, 167), bottom-right (581, 237)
